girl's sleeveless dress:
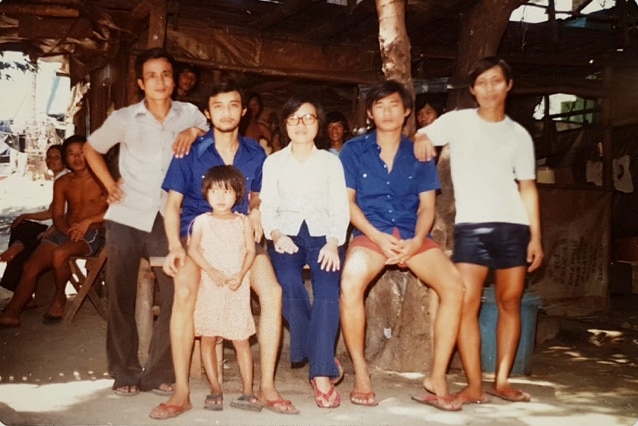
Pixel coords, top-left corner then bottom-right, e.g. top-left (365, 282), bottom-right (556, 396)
top-left (193, 213), bottom-right (255, 340)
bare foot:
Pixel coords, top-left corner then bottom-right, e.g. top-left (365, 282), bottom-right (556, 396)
top-left (257, 387), bottom-right (299, 414)
top-left (349, 373), bottom-right (378, 406)
top-left (486, 386), bottom-right (531, 402)
top-left (46, 303), bottom-right (65, 318)
top-left (452, 388), bottom-right (490, 405)
top-left (162, 393), bottom-right (192, 411)
top-left (422, 376), bottom-right (449, 397)
top-left (0, 243), bottom-right (24, 262)
top-left (0, 313), bottom-right (20, 328)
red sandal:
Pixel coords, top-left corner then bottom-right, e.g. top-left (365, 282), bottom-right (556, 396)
top-left (310, 378), bottom-right (341, 408)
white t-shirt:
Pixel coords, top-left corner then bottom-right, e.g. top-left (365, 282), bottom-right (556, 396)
top-left (419, 108), bottom-right (535, 225)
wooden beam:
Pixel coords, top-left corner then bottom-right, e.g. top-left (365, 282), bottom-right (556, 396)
top-left (306, 0), bottom-right (375, 40)
top-left (130, 0), bottom-right (153, 21)
top-left (252, 0), bottom-right (321, 31)
top-left (147, 0), bottom-right (167, 48)
top-left (167, 27), bottom-right (380, 85)
top-left (0, 4), bottom-right (79, 18)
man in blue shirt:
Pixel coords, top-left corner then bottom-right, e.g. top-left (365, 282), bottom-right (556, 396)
top-left (339, 80), bottom-right (464, 411)
top-left (150, 80), bottom-right (298, 419)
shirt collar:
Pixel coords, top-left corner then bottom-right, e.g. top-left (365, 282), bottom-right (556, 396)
top-left (196, 131), bottom-right (253, 159)
top-left (280, 143), bottom-right (319, 158)
top-left (132, 98), bottom-right (179, 119)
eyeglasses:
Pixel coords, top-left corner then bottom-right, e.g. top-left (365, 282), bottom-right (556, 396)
top-left (286, 114), bottom-right (317, 126)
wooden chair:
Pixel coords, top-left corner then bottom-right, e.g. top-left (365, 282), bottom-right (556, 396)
top-left (63, 249), bottom-right (109, 322)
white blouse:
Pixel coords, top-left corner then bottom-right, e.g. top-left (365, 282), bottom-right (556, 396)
top-left (260, 144), bottom-right (350, 245)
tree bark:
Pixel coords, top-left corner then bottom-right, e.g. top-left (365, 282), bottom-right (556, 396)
top-left (376, 0), bottom-right (415, 133)
top-left (362, 0), bottom-right (434, 373)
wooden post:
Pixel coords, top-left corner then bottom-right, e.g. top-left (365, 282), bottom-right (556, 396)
top-left (148, 0), bottom-right (167, 48)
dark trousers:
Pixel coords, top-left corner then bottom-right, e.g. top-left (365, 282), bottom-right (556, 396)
top-left (105, 215), bottom-right (174, 390)
top-left (1, 220), bottom-right (47, 291)
top-left (267, 221), bottom-right (342, 379)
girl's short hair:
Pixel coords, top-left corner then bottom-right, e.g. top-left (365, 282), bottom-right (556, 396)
top-left (201, 165), bottom-right (246, 207)
top-left (468, 56), bottom-right (513, 87)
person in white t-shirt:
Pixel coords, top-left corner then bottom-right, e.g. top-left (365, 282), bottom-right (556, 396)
top-left (415, 57), bottom-right (544, 404)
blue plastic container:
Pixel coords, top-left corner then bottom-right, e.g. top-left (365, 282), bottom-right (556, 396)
top-left (479, 287), bottom-right (542, 376)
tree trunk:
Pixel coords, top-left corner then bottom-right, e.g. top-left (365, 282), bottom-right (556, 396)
top-left (376, 0), bottom-right (415, 133)
top-left (361, 0), bottom-right (434, 374)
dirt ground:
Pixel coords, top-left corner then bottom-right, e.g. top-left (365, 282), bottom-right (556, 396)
top-left (0, 287), bottom-right (637, 426)
top-left (1, 169), bottom-right (638, 426)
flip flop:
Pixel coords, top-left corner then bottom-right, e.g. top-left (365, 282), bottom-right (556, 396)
top-left (0, 320), bottom-right (20, 329)
top-left (486, 388), bottom-right (531, 402)
top-left (151, 383), bottom-right (175, 396)
top-left (113, 385), bottom-right (139, 397)
top-left (349, 391), bottom-right (378, 407)
top-left (149, 402), bottom-right (192, 419)
top-left (261, 399), bottom-right (300, 415)
top-left (452, 391), bottom-right (491, 405)
top-left (204, 394), bottom-right (223, 411)
top-left (310, 378), bottom-right (341, 408)
top-left (230, 393), bottom-right (263, 412)
top-left (411, 393), bottom-right (463, 411)
top-left (42, 313), bottom-right (62, 325)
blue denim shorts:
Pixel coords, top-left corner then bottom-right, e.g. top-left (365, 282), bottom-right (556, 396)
top-left (44, 228), bottom-right (105, 256)
top-left (452, 222), bottom-right (530, 269)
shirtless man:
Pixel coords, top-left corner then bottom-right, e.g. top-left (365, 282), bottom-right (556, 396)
top-left (150, 80), bottom-right (296, 419)
top-left (0, 135), bottom-right (107, 327)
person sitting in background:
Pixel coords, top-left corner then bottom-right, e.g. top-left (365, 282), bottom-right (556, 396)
top-left (172, 63), bottom-right (200, 103)
top-left (415, 94), bottom-right (445, 128)
top-left (324, 111), bottom-right (350, 155)
top-left (0, 135), bottom-right (108, 327)
top-left (241, 92), bottom-right (272, 145)
top-left (1, 144), bottom-right (68, 296)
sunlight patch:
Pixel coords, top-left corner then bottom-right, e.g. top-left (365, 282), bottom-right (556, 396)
top-left (0, 380), bottom-right (111, 412)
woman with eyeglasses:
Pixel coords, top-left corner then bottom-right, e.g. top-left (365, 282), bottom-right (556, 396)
top-left (260, 95), bottom-right (350, 409)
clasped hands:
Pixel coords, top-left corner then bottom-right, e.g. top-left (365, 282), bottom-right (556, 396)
top-left (376, 232), bottom-right (420, 265)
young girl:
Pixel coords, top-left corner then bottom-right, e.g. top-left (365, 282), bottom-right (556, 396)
top-left (415, 57), bottom-right (544, 404)
top-left (188, 165), bottom-right (258, 412)
top-left (260, 95), bottom-right (350, 408)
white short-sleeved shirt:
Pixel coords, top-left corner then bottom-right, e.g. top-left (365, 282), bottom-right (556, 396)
top-left (419, 108), bottom-right (535, 225)
top-left (260, 144), bottom-right (350, 245)
top-left (88, 100), bottom-right (208, 232)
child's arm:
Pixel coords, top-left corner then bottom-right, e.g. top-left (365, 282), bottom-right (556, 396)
top-left (227, 217), bottom-right (257, 291)
top-left (187, 218), bottom-right (228, 286)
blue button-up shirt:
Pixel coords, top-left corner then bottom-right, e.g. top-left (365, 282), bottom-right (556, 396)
top-left (339, 131), bottom-right (440, 239)
top-left (162, 131), bottom-right (266, 237)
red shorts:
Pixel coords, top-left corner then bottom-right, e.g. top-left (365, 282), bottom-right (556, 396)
top-left (349, 228), bottom-right (439, 260)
